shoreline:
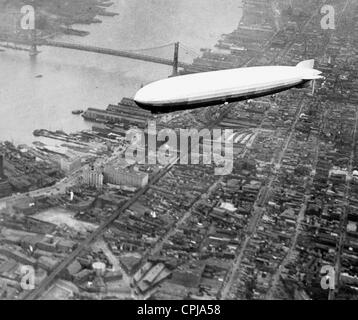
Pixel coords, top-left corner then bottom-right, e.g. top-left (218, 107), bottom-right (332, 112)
top-left (0, 0), bottom-right (119, 39)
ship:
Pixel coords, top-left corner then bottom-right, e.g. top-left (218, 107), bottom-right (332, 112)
top-left (72, 109), bottom-right (84, 115)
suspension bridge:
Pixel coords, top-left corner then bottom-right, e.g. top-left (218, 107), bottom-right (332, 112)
top-left (0, 32), bottom-right (214, 75)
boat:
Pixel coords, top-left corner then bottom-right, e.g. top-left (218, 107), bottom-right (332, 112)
top-left (33, 129), bottom-right (46, 137)
top-left (72, 109), bottom-right (84, 115)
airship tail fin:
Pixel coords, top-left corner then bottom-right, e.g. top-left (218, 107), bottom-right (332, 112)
top-left (296, 59), bottom-right (324, 80)
top-left (296, 59), bottom-right (315, 69)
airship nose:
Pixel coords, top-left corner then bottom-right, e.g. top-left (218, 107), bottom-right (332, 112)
top-left (134, 87), bottom-right (146, 103)
top-left (134, 85), bottom-right (160, 104)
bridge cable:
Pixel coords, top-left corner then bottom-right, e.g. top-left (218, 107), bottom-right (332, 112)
top-left (123, 42), bottom-right (175, 53)
top-left (180, 43), bottom-right (201, 57)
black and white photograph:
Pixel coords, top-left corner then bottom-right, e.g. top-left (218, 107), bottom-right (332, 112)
top-left (0, 0), bottom-right (357, 307)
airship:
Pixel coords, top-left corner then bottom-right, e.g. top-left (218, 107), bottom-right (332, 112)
top-left (134, 59), bottom-right (324, 114)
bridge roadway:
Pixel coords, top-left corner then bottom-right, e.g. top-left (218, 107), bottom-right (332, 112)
top-left (0, 36), bottom-right (193, 69)
top-left (0, 36), bottom-right (223, 73)
top-left (44, 39), bottom-right (192, 69)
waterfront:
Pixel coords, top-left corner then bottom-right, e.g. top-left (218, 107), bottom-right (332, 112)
top-left (0, 0), bottom-right (243, 145)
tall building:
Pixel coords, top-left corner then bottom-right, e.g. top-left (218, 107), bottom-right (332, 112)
top-left (104, 165), bottom-right (148, 188)
top-left (60, 157), bottom-right (82, 174)
top-left (83, 167), bottom-right (104, 189)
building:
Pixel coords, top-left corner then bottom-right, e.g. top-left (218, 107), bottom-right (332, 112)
top-left (82, 108), bottom-right (147, 128)
top-left (60, 157), bottom-right (81, 174)
top-left (67, 197), bottom-right (96, 212)
top-left (0, 154), bottom-right (12, 197)
top-left (6, 196), bottom-right (36, 215)
top-left (0, 154), bottom-right (4, 178)
top-left (82, 167), bottom-right (104, 189)
top-left (104, 165), bottom-right (148, 188)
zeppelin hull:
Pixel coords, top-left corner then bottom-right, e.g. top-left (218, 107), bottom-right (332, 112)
top-left (134, 60), bottom-right (323, 114)
top-left (136, 79), bottom-right (308, 114)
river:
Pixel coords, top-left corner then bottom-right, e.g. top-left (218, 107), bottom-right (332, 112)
top-left (0, 0), bottom-right (242, 145)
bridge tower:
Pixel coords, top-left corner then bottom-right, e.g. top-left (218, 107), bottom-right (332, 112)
top-left (172, 42), bottom-right (179, 76)
top-left (29, 1), bottom-right (39, 56)
top-left (29, 29), bottom-right (39, 56)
